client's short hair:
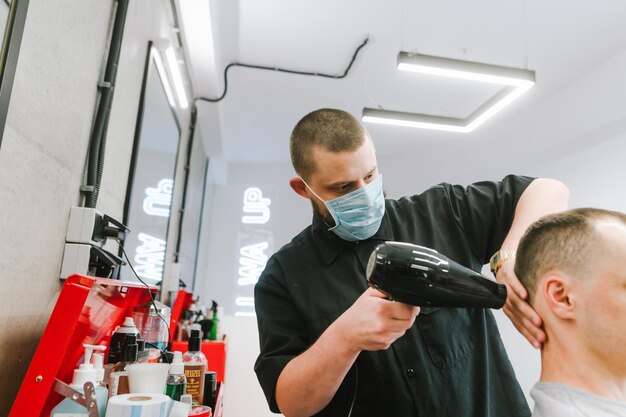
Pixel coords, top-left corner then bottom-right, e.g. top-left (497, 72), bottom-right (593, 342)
top-left (515, 207), bottom-right (626, 302)
top-left (290, 108), bottom-right (367, 180)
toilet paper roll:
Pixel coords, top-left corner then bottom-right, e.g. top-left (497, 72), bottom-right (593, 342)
top-left (105, 393), bottom-right (173, 417)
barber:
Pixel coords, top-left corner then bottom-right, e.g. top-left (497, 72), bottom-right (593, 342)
top-left (254, 108), bottom-right (569, 417)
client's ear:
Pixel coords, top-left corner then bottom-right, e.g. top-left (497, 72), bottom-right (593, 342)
top-left (289, 177), bottom-right (309, 199)
top-left (543, 273), bottom-right (576, 320)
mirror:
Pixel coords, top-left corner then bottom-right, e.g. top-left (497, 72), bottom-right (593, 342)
top-left (0, 1), bottom-right (10, 34)
top-left (0, 0), bottom-right (28, 148)
top-left (175, 135), bottom-right (209, 290)
top-left (122, 41), bottom-right (180, 284)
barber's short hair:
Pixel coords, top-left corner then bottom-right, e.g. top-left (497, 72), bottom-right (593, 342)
top-left (515, 207), bottom-right (626, 302)
top-left (290, 108), bottom-right (367, 180)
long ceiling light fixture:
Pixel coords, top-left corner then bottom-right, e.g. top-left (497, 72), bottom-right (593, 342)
top-left (165, 46), bottom-right (189, 109)
top-left (151, 47), bottom-right (177, 109)
top-left (362, 52), bottom-right (535, 133)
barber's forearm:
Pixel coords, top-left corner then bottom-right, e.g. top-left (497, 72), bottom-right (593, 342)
top-left (275, 321), bottom-right (360, 417)
top-left (500, 178), bottom-right (569, 252)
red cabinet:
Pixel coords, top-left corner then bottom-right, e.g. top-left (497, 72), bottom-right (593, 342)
top-left (9, 275), bottom-right (226, 417)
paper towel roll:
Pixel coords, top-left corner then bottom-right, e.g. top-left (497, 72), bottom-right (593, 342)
top-left (105, 393), bottom-right (172, 417)
top-left (127, 363), bottom-right (170, 394)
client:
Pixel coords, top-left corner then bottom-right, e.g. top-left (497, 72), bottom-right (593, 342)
top-left (515, 207), bottom-right (626, 417)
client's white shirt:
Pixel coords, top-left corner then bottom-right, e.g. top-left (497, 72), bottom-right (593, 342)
top-left (531, 382), bottom-right (626, 417)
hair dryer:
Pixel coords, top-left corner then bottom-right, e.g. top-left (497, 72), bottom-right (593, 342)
top-left (366, 241), bottom-right (507, 308)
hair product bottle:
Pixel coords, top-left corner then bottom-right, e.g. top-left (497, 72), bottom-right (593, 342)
top-left (92, 352), bottom-right (105, 388)
top-left (107, 316), bottom-right (141, 364)
top-left (108, 334), bottom-right (138, 397)
top-left (203, 370), bottom-right (217, 410)
top-left (51, 344), bottom-right (108, 417)
top-left (165, 351), bottom-right (187, 401)
top-left (183, 329), bottom-right (207, 406)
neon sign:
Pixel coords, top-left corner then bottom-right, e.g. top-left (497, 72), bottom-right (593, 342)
top-left (143, 178), bottom-right (174, 217)
top-left (134, 232), bottom-right (166, 281)
top-left (131, 178), bottom-right (173, 282)
top-left (241, 187), bottom-right (271, 224)
top-left (236, 187), bottom-right (272, 316)
top-left (237, 242), bottom-right (269, 286)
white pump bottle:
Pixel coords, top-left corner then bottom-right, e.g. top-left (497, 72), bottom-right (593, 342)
top-left (51, 344), bottom-right (108, 417)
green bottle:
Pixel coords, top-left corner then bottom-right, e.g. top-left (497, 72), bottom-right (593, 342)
top-left (165, 351), bottom-right (186, 401)
top-left (210, 301), bottom-right (219, 341)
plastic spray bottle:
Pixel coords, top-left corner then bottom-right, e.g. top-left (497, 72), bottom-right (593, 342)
top-left (183, 328), bottom-right (207, 406)
top-left (51, 344), bottom-right (108, 417)
top-left (107, 316), bottom-right (140, 364)
top-left (165, 351), bottom-right (187, 401)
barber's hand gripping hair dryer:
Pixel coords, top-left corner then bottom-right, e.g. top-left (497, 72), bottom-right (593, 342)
top-left (366, 242), bottom-right (507, 308)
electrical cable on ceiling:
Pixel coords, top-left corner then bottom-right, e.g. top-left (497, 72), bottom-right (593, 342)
top-left (196, 37), bottom-right (369, 103)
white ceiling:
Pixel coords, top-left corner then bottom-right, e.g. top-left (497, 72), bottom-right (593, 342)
top-left (177, 0), bottom-right (626, 171)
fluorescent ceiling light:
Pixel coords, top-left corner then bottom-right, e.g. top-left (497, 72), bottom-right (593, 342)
top-left (151, 48), bottom-right (176, 109)
top-left (165, 47), bottom-right (189, 109)
top-left (362, 52), bottom-right (535, 133)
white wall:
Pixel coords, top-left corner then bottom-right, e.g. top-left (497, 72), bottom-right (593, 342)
top-left (199, 162), bottom-right (309, 315)
top-left (197, 161), bottom-right (307, 417)
top-left (0, 0), bottom-right (193, 413)
top-left (527, 131), bottom-right (626, 211)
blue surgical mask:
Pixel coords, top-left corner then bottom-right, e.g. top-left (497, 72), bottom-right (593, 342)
top-left (302, 175), bottom-right (385, 241)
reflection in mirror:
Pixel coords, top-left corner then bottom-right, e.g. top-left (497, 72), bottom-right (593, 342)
top-left (0, 0), bottom-right (13, 79)
top-left (0, 2), bottom-right (10, 34)
top-left (122, 41), bottom-right (180, 284)
top-left (0, 0), bottom-right (28, 149)
top-left (176, 134), bottom-right (209, 290)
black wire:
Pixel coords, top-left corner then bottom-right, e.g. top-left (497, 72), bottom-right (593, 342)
top-left (118, 243), bottom-right (171, 364)
top-left (346, 362), bottom-right (358, 417)
top-left (196, 37), bottom-right (369, 103)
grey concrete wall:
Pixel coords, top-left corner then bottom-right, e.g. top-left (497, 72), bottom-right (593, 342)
top-left (0, 0), bottom-right (193, 413)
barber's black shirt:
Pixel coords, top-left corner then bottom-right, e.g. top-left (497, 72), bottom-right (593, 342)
top-left (254, 175), bottom-right (533, 417)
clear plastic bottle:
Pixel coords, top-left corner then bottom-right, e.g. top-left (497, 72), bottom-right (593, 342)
top-left (165, 351), bottom-right (187, 401)
top-left (132, 300), bottom-right (171, 351)
top-left (183, 329), bottom-right (207, 406)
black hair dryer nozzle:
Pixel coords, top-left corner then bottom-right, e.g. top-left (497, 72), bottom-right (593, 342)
top-left (366, 242), bottom-right (507, 309)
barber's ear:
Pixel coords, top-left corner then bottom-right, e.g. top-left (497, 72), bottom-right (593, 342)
top-left (289, 177), bottom-right (310, 199)
top-left (543, 274), bottom-right (576, 320)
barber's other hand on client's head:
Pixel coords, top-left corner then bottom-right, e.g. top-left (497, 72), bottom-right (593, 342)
top-left (493, 177), bottom-right (569, 349)
top-left (496, 259), bottom-right (546, 349)
top-left (332, 287), bottom-right (420, 352)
